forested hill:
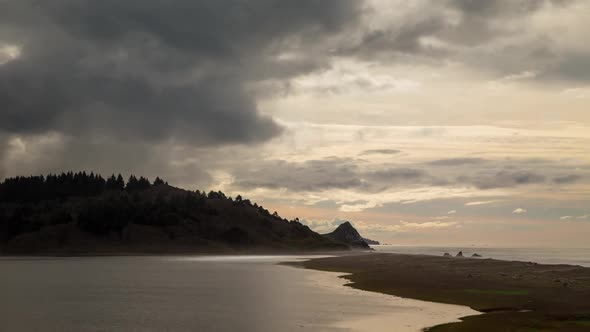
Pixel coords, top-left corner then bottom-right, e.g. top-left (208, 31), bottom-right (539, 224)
top-left (0, 172), bottom-right (348, 254)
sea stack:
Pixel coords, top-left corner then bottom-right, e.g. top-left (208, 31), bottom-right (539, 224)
top-left (322, 221), bottom-right (371, 249)
top-left (456, 251), bottom-right (464, 257)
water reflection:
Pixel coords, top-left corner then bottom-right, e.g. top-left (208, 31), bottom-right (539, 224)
top-left (0, 256), bottom-right (478, 331)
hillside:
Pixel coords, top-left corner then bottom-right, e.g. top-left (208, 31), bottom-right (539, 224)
top-left (0, 172), bottom-right (354, 254)
top-left (323, 221), bottom-right (371, 249)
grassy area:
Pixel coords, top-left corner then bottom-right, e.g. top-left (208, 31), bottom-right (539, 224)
top-left (573, 319), bottom-right (590, 327)
top-left (574, 321), bottom-right (590, 327)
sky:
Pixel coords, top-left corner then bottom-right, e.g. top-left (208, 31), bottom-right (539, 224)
top-left (1, 0), bottom-right (589, 247)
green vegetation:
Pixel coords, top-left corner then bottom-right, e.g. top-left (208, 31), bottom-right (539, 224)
top-left (572, 315), bottom-right (590, 327)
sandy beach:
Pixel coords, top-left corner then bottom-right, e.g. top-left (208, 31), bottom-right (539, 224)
top-left (293, 252), bottom-right (590, 331)
top-left (300, 264), bottom-right (479, 331)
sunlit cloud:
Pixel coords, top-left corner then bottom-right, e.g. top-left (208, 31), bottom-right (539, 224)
top-left (0, 44), bottom-right (21, 65)
top-left (328, 220), bottom-right (461, 235)
top-left (512, 208), bottom-right (528, 214)
top-left (500, 70), bottom-right (539, 82)
top-left (561, 87), bottom-right (590, 99)
top-left (465, 200), bottom-right (500, 206)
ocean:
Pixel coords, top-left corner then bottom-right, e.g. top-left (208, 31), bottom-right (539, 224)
top-left (373, 245), bottom-right (590, 267)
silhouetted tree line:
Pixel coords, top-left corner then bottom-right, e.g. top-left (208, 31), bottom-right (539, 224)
top-left (0, 172), bottom-right (306, 244)
top-left (77, 191), bottom-right (205, 235)
top-left (0, 172), bottom-right (167, 202)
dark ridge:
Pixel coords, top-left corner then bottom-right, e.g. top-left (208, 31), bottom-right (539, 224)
top-left (0, 172), bottom-right (352, 254)
top-left (322, 221), bottom-right (371, 249)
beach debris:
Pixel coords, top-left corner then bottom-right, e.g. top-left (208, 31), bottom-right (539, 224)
top-left (456, 251), bottom-right (464, 257)
top-left (443, 252), bottom-right (452, 257)
top-left (471, 253), bottom-right (482, 258)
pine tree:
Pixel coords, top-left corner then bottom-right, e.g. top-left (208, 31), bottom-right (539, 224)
top-left (126, 175), bottom-right (139, 191)
top-left (153, 177), bottom-right (165, 186)
top-left (116, 174), bottom-right (125, 190)
top-left (106, 174), bottom-right (118, 190)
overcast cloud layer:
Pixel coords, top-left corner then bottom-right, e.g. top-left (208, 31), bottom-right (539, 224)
top-left (0, 1), bottom-right (367, 142)
top-left (1, 0), bottom-right (589, 246)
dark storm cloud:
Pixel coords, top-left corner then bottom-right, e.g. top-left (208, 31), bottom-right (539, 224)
top-left (452, 0), bottom-right (585, 81)
top-left (0, 0), bottom-right (362, 144)
top-left (443, 0), bottom-right (574, 47)
top-left (339, 0), bottom-right (531, 58)
top-left (338, 0), bottom-right (587, 82)
top-left (338, 19), bottom-right (448, 58)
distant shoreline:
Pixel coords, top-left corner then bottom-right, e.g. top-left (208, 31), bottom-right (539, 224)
top-left (291, 252), bottom-right (590, 332)
top-left (371, 245), bottom-right (590, 267)
top-left (0, 248), bottom-right (585, 266)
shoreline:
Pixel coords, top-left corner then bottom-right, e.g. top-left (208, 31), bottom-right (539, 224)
top-left (290, 252), bottom-right (590, 331)
top-left (294, 266), bottom-right (480, 332)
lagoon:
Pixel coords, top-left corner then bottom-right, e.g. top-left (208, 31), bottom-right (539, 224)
top-left (0, 256), bottom-right (477, 331)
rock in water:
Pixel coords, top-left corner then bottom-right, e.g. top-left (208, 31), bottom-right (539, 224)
top-left (323, 222), bottom-right (370, 249)
top-left (456, 251), bottom-right (464, 257)
top-left (471, 253), bottom-right (482, 258)
top-left (443, 252), bottom-right (452, 257)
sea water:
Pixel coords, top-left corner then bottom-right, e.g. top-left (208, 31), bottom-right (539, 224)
top-left (373, 245), bottom-right (590, 267)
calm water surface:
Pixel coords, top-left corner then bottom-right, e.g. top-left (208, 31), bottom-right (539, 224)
top-left (374, 246), bottom-right (590, 267)
top-left (0, 255), bottom-right (477, 332)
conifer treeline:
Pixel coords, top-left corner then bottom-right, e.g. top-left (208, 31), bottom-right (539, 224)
top-left (0, 171), bottom-right (302, 243)
top-left (0, 172), bottom-right (167, 202)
